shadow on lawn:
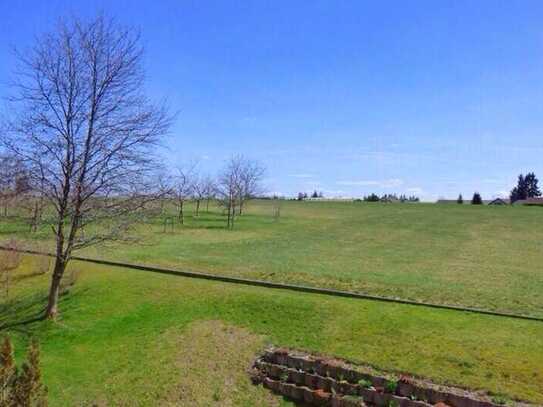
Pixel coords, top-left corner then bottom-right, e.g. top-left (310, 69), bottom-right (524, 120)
top-left (0, 286), bottom-right (91, 334)
top-left (0, 291), bottom-right (47, 333)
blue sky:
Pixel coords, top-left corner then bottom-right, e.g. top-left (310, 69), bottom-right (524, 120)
top-left (1, 1), bottom-right (543, 200)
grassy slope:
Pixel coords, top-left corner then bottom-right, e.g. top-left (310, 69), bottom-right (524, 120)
top-left (2, 201), bottom-right (543, 316)
top-left (4, 257), bottom-right (543, 405)
top-left (3, 201), bottom-right (543, 317)
top-left (82, 201), bottom-right (543, 317)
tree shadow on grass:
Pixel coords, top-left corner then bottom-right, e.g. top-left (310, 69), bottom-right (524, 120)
top-left (0, 287), bottom-right (90, 335)
top-left (0, 291), bottom-right (47, 333)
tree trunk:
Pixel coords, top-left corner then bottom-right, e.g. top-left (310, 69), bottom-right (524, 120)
top-left (195, 200), bottom-right (200, 217)
top-left (206, 198), bottom-right (210, 212)
top-left (230, 199), bottom-right (236, 229)
top-left (226, 197), bottom-right (232, 229)
top-left (239, 199), bottom-right (243, 215)
top-left (45, 256), bottom-right (67, 319)
top-left (178, 201), bottom-right (184, 225)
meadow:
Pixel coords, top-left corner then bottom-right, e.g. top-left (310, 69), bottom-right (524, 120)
top-left (3, 255), bottom-right (543, 405)
top-left (3, 200), bottom-right (543, 317)
top-left (2, 200), bottom-right (543, 405)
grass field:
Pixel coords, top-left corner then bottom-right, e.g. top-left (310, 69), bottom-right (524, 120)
top-left (3, 256), bottom-right (543, 405)
top-left (2, 200), bottom-right (543, 317)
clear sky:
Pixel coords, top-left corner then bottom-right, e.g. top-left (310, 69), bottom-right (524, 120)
top-left (1, 1), bottom-right (543, 201)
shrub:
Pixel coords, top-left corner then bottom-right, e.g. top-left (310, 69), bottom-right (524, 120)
top-left (357, 378), bottom-right (372, 389)
top-left (385, 380), bottom-right (398, 394)
top-left (491, 394), bottom-right (508, 405)
top-left (0, 336), bottom-right (48, 406)
top-left (471, 192), bottom-right (483, 205)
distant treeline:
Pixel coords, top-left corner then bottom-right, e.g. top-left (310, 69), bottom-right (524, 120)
top-left (362, 193), bottom-right (420, 202)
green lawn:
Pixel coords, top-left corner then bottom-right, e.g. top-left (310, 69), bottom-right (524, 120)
top-left (3, 200), bottom-right (542, 317)
top-left (3, 256), bottom-right (543, 405)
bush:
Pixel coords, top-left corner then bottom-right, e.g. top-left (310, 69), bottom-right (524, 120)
top-left (0, 336), bottom-right (48, 406)
top-left (471, 192), bottom-right (483, 205)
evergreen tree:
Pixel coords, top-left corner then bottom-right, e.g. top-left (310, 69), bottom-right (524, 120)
top-left (525, 172), bottom-right (541, 197)
top-left (364, 193), bottom-right (380, 202)
top-left (471, 192), bottom-right (483, 205)
top-left (510, 174), bottom-right (527, 202)
top-left (457, 194), bottom-right (463, 204)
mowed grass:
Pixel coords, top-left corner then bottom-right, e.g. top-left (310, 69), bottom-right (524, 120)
top-left (2, 256), bottom-right (543, 405)
top-left (2, 200), bottom-right (543, 317)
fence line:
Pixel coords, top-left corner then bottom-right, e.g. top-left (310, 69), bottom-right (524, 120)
top-left (1, 246), bottom-right (542, 323)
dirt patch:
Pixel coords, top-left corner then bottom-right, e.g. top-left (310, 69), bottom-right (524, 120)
top-left (161, 320), bottom-right (287, 407)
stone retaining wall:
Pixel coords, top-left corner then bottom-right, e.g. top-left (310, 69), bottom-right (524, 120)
top-left (250, 348), bottom-right (533, 407)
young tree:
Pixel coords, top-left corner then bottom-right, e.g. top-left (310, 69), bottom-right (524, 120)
top-left (191, 176), bottom-right (205, 217)
top-left (238, 158), bottom-right (265, 215)
top-left (2, 15), bottom-right (172, 318)
top-left (171, 165), bottom-right (196, 225)
top-left (201, 176), bottom-right (217, 213)
top-left (471, 192), bottom-right (483, 205)
top-left (217, 157), bottom-right (244, 229)
top-left (457, 194), bottom-right (463, 204)
top-left (311, 190), bottom-right (319, 198)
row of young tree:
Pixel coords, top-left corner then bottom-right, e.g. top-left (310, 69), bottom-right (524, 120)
top-left (168, 156), bottom-right (265, 229)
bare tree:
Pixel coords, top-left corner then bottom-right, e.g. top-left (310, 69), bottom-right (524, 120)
top-left (238, 158), bottom-right (265, 215)
top-left (191, 175), bottom-right (205, 217)
top-left (0, 154), bottom-right (24, 217)
top-left (171, 164), bottom-right (196, 225)
top-left (217, 157), bottom-right (243, 229)
top-left (2, 15), bottom-right (172, 318)
top-left (202, 175), bottom-right (217, 213)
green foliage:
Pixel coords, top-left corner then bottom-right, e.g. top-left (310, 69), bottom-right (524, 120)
top-left (385, 379), bottom-right (398, 394)
top-left (511, 172), bottom-right (541, 203)
top-left (363, 193), bottom-right (380, 202)
top-left (357, 378), bottom-right (372, 389)
top-left (491, 394), bottom-right (509, 405)
top-left (0, 337), bottom-right (47, 407)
